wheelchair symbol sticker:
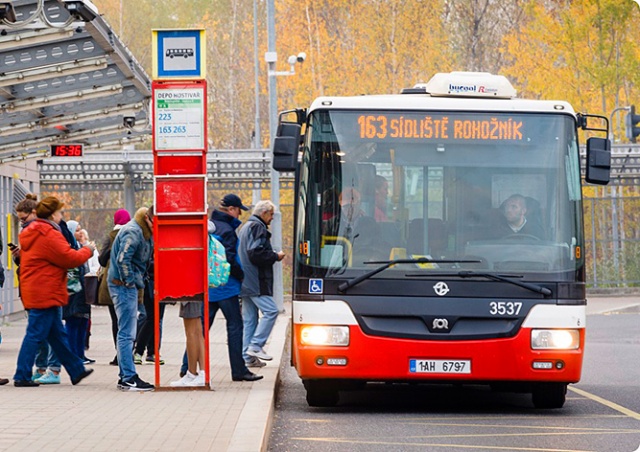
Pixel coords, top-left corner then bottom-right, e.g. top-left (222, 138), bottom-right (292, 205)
top-left (309, 279), bottom-right (323, 294)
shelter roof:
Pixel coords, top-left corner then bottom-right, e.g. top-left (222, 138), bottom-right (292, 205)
top-left (0, 0), bottom-right (151, 163)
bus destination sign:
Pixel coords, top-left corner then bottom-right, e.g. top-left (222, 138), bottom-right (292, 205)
top-left (356, 114), bottom-right (524, 142)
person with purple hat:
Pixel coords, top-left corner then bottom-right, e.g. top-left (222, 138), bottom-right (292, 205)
top-left (97, 208), bottom-right (132, 366)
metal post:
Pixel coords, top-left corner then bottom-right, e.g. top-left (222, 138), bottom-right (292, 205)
top-left (253, 0), bottom-right (261, 149)
top-left (123, 163), bottom-right (136, 214)
top-left (267, 0), bottom-right (283, 311)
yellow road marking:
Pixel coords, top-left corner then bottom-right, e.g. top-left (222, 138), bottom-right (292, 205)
top-left (569, 387), bottom-right (640, 421)
top-left (292, 437), bottom-right (595, 451)
top-left (397, 414), bottom-right (626, 421)
top-left (402, 421), bottom-right (631, 431)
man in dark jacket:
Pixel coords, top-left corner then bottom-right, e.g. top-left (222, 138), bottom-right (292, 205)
top-left (237, 200), bottom-right (285, 364)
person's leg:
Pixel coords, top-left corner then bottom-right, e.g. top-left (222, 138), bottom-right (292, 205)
top-left (84, 316), bottom-right (91, 351)
top-left (247, 295), bottom-right (279, 351)
top-left (158, 302), bottom-right (166, 348)
top-left (184, 318), bottom-right (205, 375)
top-left (109, 283), bottom-right (139, 382)
top-left (14, 308), bottom-right (52, 382)
top-left (180, 302), bottom-right (218, 375)
top-left (136, 302), bottom-right (147, 333)
top-left (46, 308), bottom-right (85, 381)
top-left (108, 304), bottom-right (118, 346)
top-left (134, 313), bottom-right (153, 356)
top-left (34, 342), bottom-right (49, 378)
top-left (242, 296), bottom-right (259, 361)
top-left (218, 296), bottom-right (248, 378)
top-left (46, 307), bottom-right (62, 373)
top-left (65, 317), bottom-right (83, 359)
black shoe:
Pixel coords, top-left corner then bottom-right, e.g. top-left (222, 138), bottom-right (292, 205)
top-left (109, 355), bottom-right (118, 366)
top-left (83, 357), bottom-right (96, 364)
top-left (72, 368), bottom-right (94, 385)
top-left (118, 374), bottom-right (154, 392)
top-left (14, 380), bottom-right (39, 387)
top-left (0, 378), bottom-right (9, 385)
top-left (232, 372), bottom-right (264, 382)
top-left (179, 370), bottom-right (186, 378)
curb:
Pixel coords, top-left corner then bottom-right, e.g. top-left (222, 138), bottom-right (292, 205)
top-left (228, 310), bottom-right (290, 451)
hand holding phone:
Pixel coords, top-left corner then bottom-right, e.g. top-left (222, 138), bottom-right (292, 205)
top-left (8, 243), bottom-right (17, 250)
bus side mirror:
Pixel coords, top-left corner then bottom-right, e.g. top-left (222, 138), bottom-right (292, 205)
top-left (272, 122), bottom-right (301, 172)
top-left (585, 137), bottom-right (611, 185)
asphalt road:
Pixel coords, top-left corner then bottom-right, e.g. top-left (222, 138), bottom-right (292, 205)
top-left (269, 297), bottom-right (640, 452)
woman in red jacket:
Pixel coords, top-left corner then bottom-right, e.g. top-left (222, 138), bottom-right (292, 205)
top-left (13, 196), bottom-right (95, 387)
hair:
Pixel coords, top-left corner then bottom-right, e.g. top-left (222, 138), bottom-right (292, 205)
top-left (147, 204), bottom-right (154, 218)
top-left (36, 196), bottom-right (64, 219)
top-left (15, 193), bottom-right (38, 214)
top-left (375, 175), bottom-right (388, 190)
top-left (77, 229), bottom-right (89, 243)
top-left (253, 200), bottom-right (275, 216)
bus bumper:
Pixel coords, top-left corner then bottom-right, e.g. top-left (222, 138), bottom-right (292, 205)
top-left (293, 324), bottom-right (584, 384)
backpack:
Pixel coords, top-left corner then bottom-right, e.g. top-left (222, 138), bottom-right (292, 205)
top-left (208, 234), bottom-right (230, 288)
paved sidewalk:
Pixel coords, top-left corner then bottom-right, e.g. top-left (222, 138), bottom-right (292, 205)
top-left (0, 303), bottom-right (289, 452)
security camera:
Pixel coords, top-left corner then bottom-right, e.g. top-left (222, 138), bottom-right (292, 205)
top-left (287, 55), bottom-right (297, 66)
top-left (123, 116), bottom-right (135, 128)
top-left (297, 52), bottom-right (306, 63)
top-left (62, 0), bottom-right (98, 22)
top-left (0, 3), bottom-right (17, 23)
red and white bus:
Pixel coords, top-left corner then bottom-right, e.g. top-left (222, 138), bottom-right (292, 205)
top-left (272, 72), bottom-right (611, 408)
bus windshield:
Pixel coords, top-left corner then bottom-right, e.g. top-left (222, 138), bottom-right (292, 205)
top-left (295, 110), bottom-right (584, 279)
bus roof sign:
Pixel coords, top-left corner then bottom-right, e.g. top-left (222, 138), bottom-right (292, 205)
top-left (418, 72), bottom-right (517, 99)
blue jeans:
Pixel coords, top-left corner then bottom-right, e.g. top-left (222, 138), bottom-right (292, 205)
top-left (109, 282), bottom-right (138, 381)
top-left (65, 316), bottom-right (88, 360)
top-left (180, 296), bottom-right (248, 378)
top-left (242, 295), bottom-right (279, 360)
top-left (34, 308), bottom-right (62, 372)
top-left (35, 342), bottom-right (61, 372)
top-left (13, 307), bottom-right (84, 382)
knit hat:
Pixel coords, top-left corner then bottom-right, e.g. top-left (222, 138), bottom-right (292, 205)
top-left (114, 209), bottom-right (131, 225)
top-left (36, 196), bottom-right (64, 219)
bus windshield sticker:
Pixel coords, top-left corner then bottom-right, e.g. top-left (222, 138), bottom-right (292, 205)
top-left (309, 279), bottom-right (323, 294)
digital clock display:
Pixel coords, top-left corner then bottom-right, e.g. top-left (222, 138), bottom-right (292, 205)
top-left (50, 144), bottom-right (83, 157)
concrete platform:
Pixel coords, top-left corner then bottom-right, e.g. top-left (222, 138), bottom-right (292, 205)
top-left (0, 303), bottom-right (289, 452)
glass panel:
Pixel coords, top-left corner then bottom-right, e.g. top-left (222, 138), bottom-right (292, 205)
top-left (296, 110), bottom-right (583, 278)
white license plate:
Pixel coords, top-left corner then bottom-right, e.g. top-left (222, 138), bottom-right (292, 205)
top-left (410, 359), bottom-right (471, 374)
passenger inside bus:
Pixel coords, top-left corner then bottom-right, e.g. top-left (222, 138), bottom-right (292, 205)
top-left (374, 175), bottom-right (390, 222)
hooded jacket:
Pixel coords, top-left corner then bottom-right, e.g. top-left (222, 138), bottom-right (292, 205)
top-left (18, 219), bottom-right (92, 309)
top-left (107, 208), bottom-right (152, 289)
top-left (237, 214), bottom-right (279, 297)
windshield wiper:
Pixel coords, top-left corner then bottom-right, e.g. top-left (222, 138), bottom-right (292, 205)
top-left (337, 258), bottom-right (481, 293)
top-left (407, 270), bottom-right (552, 296)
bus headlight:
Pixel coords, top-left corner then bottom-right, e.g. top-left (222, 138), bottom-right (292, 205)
top-left (531, 329), bottom-right (580, 350)
top-left (300, 326), bottom-right (349, 346)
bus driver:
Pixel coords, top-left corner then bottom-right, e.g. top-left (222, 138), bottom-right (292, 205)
top-left (498, 194), bottom-right (545, 239)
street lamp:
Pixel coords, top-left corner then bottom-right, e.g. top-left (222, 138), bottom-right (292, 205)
top-left (265, 0), bottom-right (305, 311)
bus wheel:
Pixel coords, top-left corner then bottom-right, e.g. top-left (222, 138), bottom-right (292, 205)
top-left (304, 380), bottom-right (340, 407)
top-left (532, 383), bottom-right (567, 409)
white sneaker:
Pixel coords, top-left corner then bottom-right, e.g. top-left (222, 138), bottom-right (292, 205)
top-left (247, 347), bottom-right (273, 361)
top-left (189, 372), bottom-right (206, 387)
top-left (170, 371), bottom-right (196, 387)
